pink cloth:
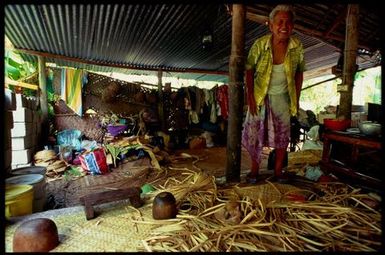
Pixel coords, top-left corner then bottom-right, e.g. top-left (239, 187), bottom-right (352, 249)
top-left (216, 85), bottom-right (229, 120)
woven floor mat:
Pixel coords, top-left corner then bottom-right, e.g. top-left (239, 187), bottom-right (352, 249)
top-left (6, 199), bottom-right (156, 252)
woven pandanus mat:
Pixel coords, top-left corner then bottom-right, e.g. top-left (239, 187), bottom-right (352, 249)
top-left (288, 149), bottom-right (322, 166)
top-left (231, 182), bottom-right (307, 205)
top-left (5, 200), bottom-right (156, 252)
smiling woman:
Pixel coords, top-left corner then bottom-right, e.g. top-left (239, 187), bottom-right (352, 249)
top-left (243, 4), bottom-right (305, 183)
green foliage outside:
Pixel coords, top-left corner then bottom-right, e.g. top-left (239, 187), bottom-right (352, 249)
top-left (5, 49), bottom-right (38, 97)
top-left (300, 66), bottom-right (381, 114)
top-left (352, 67), bottom-right (382, 106)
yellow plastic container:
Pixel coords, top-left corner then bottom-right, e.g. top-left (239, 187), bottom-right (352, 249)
top-left (5, 184), bottom-right (34, 218)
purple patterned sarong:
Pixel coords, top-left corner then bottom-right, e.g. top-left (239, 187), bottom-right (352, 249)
top-left (242, 93), bottom-right (291, 164)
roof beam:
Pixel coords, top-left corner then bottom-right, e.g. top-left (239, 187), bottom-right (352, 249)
top-left (8, 47), bottom-right (229, 76)
top-left (244, 10), bottom-right (370, 51)
top-left (324, 7), bottom-right (347, 38)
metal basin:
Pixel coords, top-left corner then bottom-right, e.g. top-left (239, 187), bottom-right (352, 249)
top-left (358, 121), bottom-right (381, 136)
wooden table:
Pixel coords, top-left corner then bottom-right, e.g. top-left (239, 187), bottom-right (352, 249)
top-left (320, 131), bottom-right (382, 188)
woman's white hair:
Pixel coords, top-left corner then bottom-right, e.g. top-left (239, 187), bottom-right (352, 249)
top-left (269, 5), bottom-right (295, 22)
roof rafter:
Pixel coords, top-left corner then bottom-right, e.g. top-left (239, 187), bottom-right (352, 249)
top-left (9, 47), bottom-right (229, 76)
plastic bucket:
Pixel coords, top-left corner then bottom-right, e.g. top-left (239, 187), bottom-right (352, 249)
top-left (6, 174), bottom-right (46, 213)
top-left (11, 166), bottom-right (46, 176)
top-left (5, 184), bottom-right (34, 218)
top-left (11, 166), bottom-right (47, 182)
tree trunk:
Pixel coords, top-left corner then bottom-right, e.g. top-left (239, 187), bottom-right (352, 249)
top-left (226, 4), bottom-right (246, 183)
top-left (338, 4), bottom-right (359, 120)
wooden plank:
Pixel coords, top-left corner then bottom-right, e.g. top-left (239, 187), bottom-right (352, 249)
top-left (4, 77), bottom-right (38, 90)
top-left (323, 132), bottom-right (381, 150)
top-left (39, 56), bottom-right (48, 121)
top-left (38, 56), bottom-right (49, 147)
top-left (79, 187), bottom-right (143, 220)
top-left (319, 160), bottom-right (381, 189)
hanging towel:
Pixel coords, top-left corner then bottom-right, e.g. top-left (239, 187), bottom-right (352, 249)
top-left (61, 68), bottom-right (86, 116)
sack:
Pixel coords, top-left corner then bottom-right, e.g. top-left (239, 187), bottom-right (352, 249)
top-left (241, 109), bottom-right (261, 160)
top-left (79, 148), bottom-right (109, 175)
top-left (189, 137), bottom-right (206, 149)
top-left (57, 129), bottom-right (82, 151)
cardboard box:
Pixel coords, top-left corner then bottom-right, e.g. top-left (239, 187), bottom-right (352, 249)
top-left (12, 136), bottom-right (33, 150)
top-left (15, 93), bottom-right (28, 108)
top-left (351, 112), bottom-right (367, 127)
top-left (13, 107), bottom-right (33, 122)
top-left (12, 148), bottom-right (33, 164)
top-left (11, 122), bottom-right (33, 137)
top-left (317, 113), bottom-right (336, 124)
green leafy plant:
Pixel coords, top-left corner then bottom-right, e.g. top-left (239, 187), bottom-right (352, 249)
top-left (105, 144), bottom-right (123, 168)
top-left (63, 166), bottom-right (84, 181)
top-left (5, 49), bottom-right (37, 80)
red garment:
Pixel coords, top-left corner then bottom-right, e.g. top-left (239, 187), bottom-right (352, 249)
top-left (216, 85), bottom-right (229, 120)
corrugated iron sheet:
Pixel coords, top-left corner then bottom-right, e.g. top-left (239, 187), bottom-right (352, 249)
top-left (4, 4), bottom-right (380, 82)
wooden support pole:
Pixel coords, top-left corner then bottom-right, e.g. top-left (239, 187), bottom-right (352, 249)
top-left (157, 69), bottom-right (165, 131)
top-left (226, 4), bottom-right (245, 183)
top-left (38, 56), bottom-right (49, 145)
top-left (338, 4), bottom-right (359, 120)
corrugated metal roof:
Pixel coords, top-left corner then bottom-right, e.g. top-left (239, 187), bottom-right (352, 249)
top-left (5, 4), bottom-right (381, 83)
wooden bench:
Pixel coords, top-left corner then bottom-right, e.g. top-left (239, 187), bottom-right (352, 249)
top-left (79, 187), bottom-right (143, 220)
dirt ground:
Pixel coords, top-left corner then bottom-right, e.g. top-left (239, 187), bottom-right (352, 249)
top-left (45, 146), bottom-right (273, 210)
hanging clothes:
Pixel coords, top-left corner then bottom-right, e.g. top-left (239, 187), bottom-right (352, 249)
top-left (203, 88), bottom-right (217, 124)
top-left (216, 85), bottom-right (229, 120)
top-left (61, 68), bottom-right (87, 116)
top-left (188, 86), bottom-right (200, 124)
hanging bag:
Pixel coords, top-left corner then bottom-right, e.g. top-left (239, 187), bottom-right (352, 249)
top-left (241, 108), bottom-right (261, 160)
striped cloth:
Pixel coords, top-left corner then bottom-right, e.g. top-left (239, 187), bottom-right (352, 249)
top-left (61, 68), bottom-right (86, 116)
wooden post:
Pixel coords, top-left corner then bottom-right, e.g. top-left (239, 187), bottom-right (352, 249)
top-left (338, 4), bottom-right (359, 120)
top-left (157, 69), bottom-right (165, 131)
top-left (226, 4), bottom-right (246, 183)
top-left (38, 56), bottom-right (49, 145)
